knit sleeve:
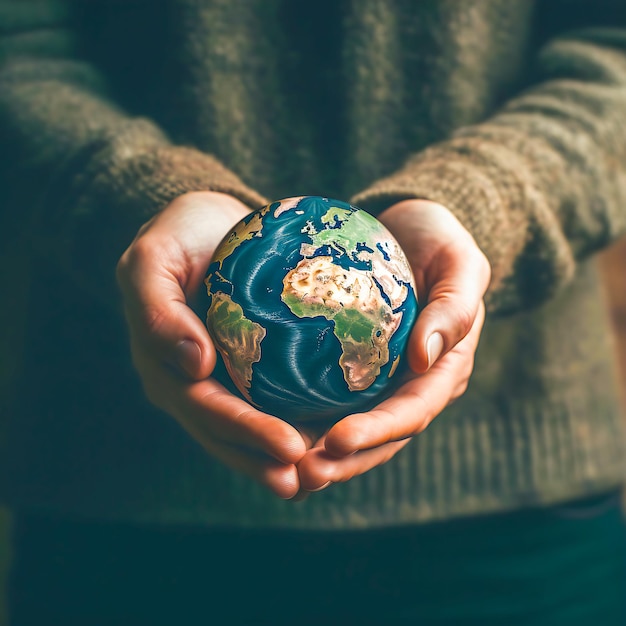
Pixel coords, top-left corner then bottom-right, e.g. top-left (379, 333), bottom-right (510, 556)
top-left (352, 26), bottom-right (626, 315)
top-left (0, 1), bottom-right (266, 306)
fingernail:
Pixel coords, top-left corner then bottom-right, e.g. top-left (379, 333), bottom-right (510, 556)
top-left (426, 332), bottom-right (444, 369)
top-left (309, 481), bottom-right (331, 492)
top-left (176, 339), bottom-right (201, 378)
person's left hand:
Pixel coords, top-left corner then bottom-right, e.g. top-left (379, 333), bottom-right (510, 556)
top-left (296, 199), bottom-right (491, 493)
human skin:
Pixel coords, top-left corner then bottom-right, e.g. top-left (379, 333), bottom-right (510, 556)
top-left (297, 199), bottom-right (490, 493)
top-left (116, 191), bottom-right (490, 499)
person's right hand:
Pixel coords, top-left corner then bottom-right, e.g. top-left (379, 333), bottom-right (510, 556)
top-left (116, 191), bottom-right (309, 499)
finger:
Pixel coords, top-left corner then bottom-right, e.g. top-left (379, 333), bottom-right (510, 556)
top-left (126, 191), bottom-right (253, 295)
top-left (133, 352), bottom-right (307, 465)
top-left (118, 239), bottom-right (216, 380)
top-left (325, 302), bottom-right (485, 457)
top-left (298, 439), bottom-right (411, 492)
top-left (409, 246), bottom-right (489, 373)
top-left (201, 438), bottom-right (301, 500)
top-left (183, 380), bottom-right (308, 464)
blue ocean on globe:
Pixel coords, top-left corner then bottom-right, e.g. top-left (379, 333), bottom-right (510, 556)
top-left (204, 196), bottom-right (419, 423)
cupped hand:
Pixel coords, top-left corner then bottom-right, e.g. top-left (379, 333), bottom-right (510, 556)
top-left (116, 191), bottom-right (309, 499)
top-left (297, 199), bottom-right (491, 492)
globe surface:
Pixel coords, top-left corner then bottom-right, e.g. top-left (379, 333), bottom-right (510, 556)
top-left (204, 196), bottom-right (419, 423)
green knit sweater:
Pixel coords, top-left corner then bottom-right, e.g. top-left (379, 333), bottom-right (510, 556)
top-left (1, 0), bottom-right (626, 528)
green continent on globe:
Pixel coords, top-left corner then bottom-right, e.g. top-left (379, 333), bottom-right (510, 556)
top-left (282, 255), bottom-right (403, 392)
top-left (280, 205), bottom-right (414, 393)
top-left (300, 206), bottom-right (414, 312)
top-left (206, 291), bottom-right (266, 402)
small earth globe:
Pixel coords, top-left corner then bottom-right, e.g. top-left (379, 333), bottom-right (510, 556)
top-left (204, 196), bottom-right (419, 423)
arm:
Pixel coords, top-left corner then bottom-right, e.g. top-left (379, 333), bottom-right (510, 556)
top-left (0, 1), bottom-right (308, 498)
top-left (353, 22), bottom-right (626, 315)
top-left (0, 0), bottom-right (265, 305)
top-left (300, 13), bottom-right (626, 491)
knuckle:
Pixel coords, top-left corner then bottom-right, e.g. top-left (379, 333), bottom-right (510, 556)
top-left (410, 416), bottom-right (429, 437)
top-left (126, 237), bottom-right (153, 267)
top-left (142, 304), bottom-right (170, 336)
top-left (449, 383), bottom-right (467, 404)
top-left (116, 237), bottom-right (153, 289)
top-left (456, 380), bottom-right (469, 397)
top-left (454, 303), bottom-right (475, 337)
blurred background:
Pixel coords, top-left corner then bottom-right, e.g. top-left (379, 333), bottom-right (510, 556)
top-left (0, 239), bottom-right (625, 625)
top-left (601, 238), bottom-right (626, 401)
top-left (0, 511), bottom-right (9, 626)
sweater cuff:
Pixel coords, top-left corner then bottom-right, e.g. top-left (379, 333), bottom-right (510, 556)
top-left (47, 120), bottom-right (268, 309)
top-left (88, 143), bottom-right (268, 218)
top-left (350, 151), bottom-right (522, 271)
top-left (70, 126), bottom-right (268, 221)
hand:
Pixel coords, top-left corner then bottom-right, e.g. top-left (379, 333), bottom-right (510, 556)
top-left (116, 191), bottom-right (309, 499)
top-left (297, 199), bottom-right (491, 492)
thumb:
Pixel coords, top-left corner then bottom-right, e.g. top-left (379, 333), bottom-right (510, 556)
top-left (118, 244), bottom-right (217, 381)
top-left (408, 244), bottom-right (490, 374)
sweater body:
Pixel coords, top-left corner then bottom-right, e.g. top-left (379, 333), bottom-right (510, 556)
top-left (1, 0), bottom-right (626, 527)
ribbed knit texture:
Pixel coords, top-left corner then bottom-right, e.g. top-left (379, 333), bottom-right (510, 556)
top-left (1, 0), bottom-right (626, 527)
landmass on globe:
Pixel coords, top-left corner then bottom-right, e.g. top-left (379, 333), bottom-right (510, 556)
top-left (205, 292), bottom-right (266, 404)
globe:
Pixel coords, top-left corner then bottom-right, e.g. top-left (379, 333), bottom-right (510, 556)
top-left (204, 196), bottom-right (419, 423)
